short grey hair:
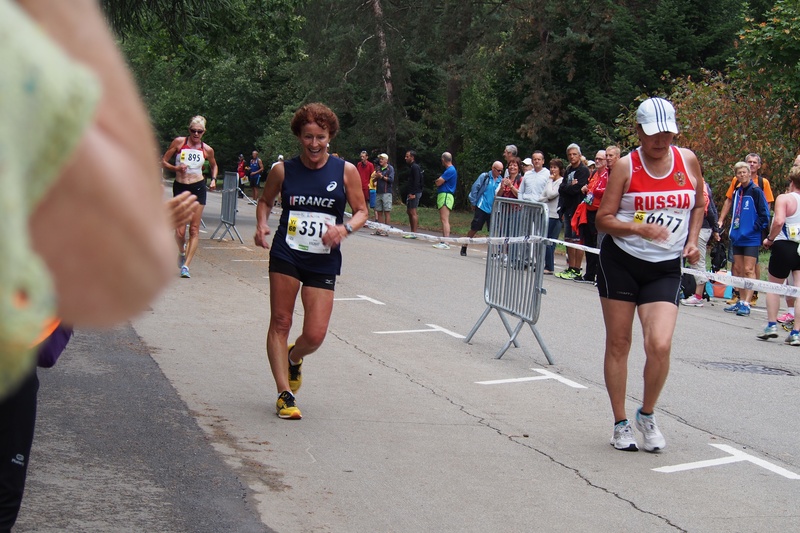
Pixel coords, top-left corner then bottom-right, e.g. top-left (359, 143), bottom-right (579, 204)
top-left (746, 153), bottom-right (762, 165)
top-left (505, 145), bottom-right (518, 156)
top-left (566, 143), bottom-right (581, 156)
top-left (441, 152), bottom-right (453, 163)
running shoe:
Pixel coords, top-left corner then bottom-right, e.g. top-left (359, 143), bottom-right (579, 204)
top-left (610, 420), bottom-right (639, 451)
top-left (777, 312), bottom-right (795, 324)
top-left (785, 332), bottom-right (800, 346)
top-left (276, 391), bottom-right (302, 419)
top-left (723, 301), bottom-right (741, 313)
top-left (680, 295), bottom-right (704, 307)
top-left (460, 246), bottom-right (467, 257)
top-left (288, 344), bottom-right (303, 393)
top-left (402, 234), bottom-right (417, 239)
top-left (736, 304), bottom-right (751, 317)
top-left (572, 275), bottom-right (594, 284)
top-left (635, 408), bottom-right (665, 452)
top-left (751, 292), bottom-right (759, 306)
top-left (756, 324), bottom-right (779, 340)
top-left (180, 265), bottom-right (191, 278)
top-left (432, 242), bottom-right (450, 250)
top-left (556, 268), bottom-right (578, 280)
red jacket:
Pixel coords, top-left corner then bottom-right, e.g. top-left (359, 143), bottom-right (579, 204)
top-left (586, 168), bottom-right (608, 211)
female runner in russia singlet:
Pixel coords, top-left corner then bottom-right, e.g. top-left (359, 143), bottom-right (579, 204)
top-left (612, 145), bottom-right (697, 262)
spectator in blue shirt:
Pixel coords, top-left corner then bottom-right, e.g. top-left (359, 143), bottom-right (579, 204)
top-left (725, 161), bottom-right (770, 316)
top-left (432, 152), bottom-right (458, 249)
top-left (462, 161), bottom-right (504, 256)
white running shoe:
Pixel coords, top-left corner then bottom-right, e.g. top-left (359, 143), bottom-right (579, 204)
top-left (635, 409), bottom-right (666, 452)
top-left (432, 242), bottom-right (450, 250)
top-left (610, 420), bottom-right (639, 451)
top-left (680, 294), bottom-right (704, 307)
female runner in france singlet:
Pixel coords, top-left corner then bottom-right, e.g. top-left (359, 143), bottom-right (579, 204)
top-left (269, 155), bottom-right (347, 276)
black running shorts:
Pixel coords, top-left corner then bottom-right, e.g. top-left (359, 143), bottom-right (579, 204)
top-left (597, 236), bottom-right (681, 305)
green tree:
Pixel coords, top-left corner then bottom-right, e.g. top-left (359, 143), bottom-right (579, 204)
top-left (119, 0), bottom-right (306, 170)
top-left (735, 0), bottom-right (800, 103)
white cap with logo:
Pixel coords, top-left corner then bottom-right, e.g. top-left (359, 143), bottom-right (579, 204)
top-left (636, 97), bottom-right (678, 136)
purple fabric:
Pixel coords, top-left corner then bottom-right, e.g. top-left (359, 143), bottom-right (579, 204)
top-left (36, 325), bottom-right (73, 368)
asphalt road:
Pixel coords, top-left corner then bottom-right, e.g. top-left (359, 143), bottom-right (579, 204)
top-left (15, 188), bottom-right (800, 532)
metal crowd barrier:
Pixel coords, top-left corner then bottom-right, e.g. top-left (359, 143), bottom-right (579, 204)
top-left (464, 197), bottom-right (554, 363)
top-left (211, 171), bottom-right (244, 243)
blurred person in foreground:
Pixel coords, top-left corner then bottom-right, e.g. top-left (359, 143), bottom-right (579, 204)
top-left (596, 97), bottom-right (704, 453)
top-left (1, 0), bottom-right (175, 528)
top-left (1, 0), bottom-right (174, 398)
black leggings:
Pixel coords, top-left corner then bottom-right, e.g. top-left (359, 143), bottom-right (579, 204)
top-left (0, 371), bottom-right (38, 532)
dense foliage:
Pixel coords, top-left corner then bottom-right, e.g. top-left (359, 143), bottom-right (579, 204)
top-left (109, 0), bottom-right (799, 208)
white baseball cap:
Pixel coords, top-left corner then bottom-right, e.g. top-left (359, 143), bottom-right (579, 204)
top-left (636, 97), bottom-right (678, 136)
top-left (522, 157), bottom-right (534, 167)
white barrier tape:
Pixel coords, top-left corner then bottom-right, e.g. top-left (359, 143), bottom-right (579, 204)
top-left (353, 216), bottom-right (800, 298)
top-left (682, 268), bottom-right (800, 298)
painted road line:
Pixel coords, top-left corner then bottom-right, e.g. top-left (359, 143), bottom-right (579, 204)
top-left (654, 444), bottom-right (800, 479)
top-left (231, 259), bottom-right (269, 262)
top-left (334, 295), bottom-right (385, 305)
top-left (204, 246), bottom-right (254, 250)
top-left (476, 369), bottom-right (587, 389)
top-left (374, 324), bottom-right (466, 339)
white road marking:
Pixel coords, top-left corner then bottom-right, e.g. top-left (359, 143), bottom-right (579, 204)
top-left (476, 369), bottom-right (587, 388)
top-left (334, 295), bottom-right (385, 305)
top-left (374, 324), bottom-right (466, 339)
top-left (654, 444), bottom-right (800, 479)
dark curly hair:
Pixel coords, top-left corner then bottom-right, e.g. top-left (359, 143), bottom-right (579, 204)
top-left (290, 103), bottom-right (340, 138)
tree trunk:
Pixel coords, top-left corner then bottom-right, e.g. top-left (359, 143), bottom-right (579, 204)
top-left (370, 0), bottom-right (397, 181)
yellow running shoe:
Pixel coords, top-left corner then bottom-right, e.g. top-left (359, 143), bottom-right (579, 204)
top-left (288, 344), bottom-right (303, 393)
top-left (276, 391), bottom-right (302, 419)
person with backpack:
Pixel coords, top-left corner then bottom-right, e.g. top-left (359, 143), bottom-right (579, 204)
top-left (681, 181), bottom-right (721, 306)
top-left (461, 162), bottom-right (504, 256)
top-left (723, 161), bottom-right (771, 316)
top-left (717, 153), bottom-right (774, 306)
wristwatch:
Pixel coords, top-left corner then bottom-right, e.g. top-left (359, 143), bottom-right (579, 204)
top-left (344, 223), bottom-right (353, 235)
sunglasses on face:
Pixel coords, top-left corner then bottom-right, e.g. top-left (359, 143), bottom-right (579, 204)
top-left (190, 129), bottom-right (205, 134)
